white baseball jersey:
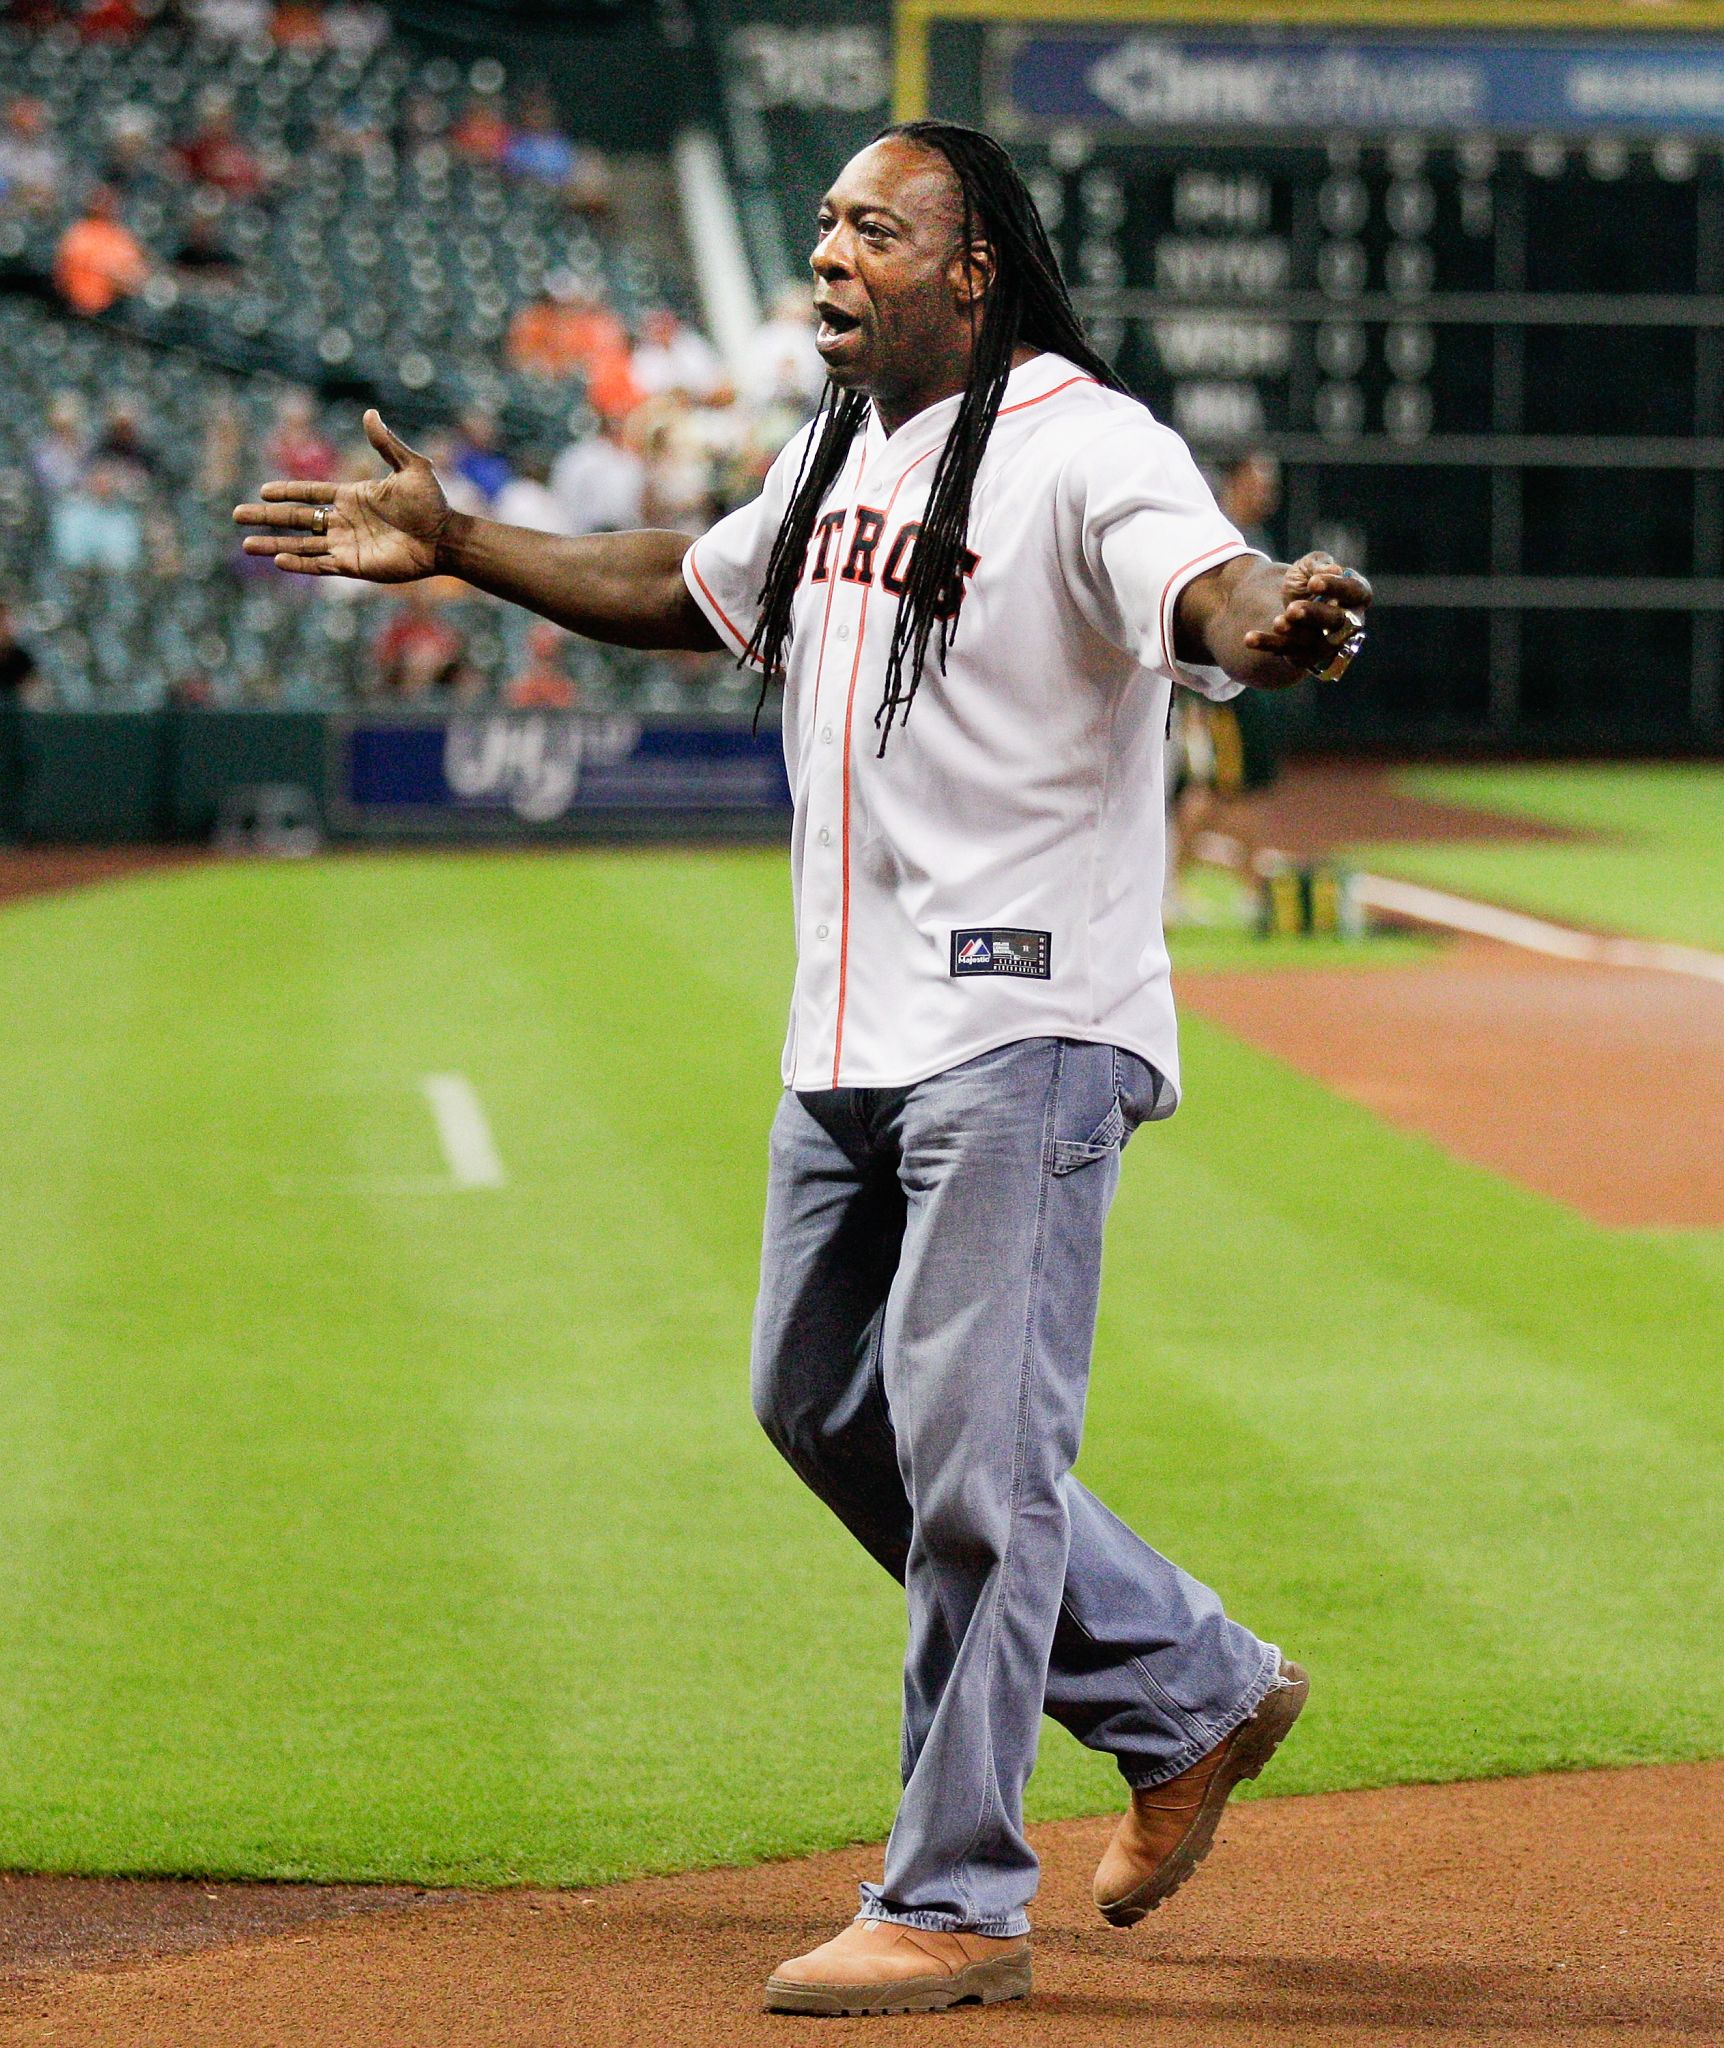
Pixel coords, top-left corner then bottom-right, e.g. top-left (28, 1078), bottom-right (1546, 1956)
top-left (682, 350), bottom-right (1257, 1103)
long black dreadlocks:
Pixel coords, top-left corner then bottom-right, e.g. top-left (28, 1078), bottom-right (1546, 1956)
top-left (741, 120), bottom-right (1129, 752)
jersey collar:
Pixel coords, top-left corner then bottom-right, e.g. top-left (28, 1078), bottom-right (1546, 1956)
top-left (863, 350), bottom-right (1080, 467)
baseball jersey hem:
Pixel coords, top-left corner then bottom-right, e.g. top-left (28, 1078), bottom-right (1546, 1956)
top-left (789, 1025), bottom-right (1181, 1116)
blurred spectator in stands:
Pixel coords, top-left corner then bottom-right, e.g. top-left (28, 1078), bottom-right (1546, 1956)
top-left (54, 187), bottom-right (149, 316)
top-left (507, 272), bottom-right (617, 385)
top-left (175, 90), bottom-right (265, 202)
top-left (50, 462), bottom-right (142, 573)
top-left (192, 0), bottom-right (272, 40)
top-left (451, 89), bottom-right (509, 164)
top-left (493, 452), bottom-right (571, 536)
top-left (742, 282), bottom-right (825, 411)
top-left (370, 584), bottom-right (470, 698)
top-left (551, 412), bottom-right (645, 535)
top-left (102, 104), bottom-right (162, 196)
top-left (1217, 449), bottom-right (1281, 554)
top-left (448, 411), bottom-right (512, 508)
top-left (640, 397), bottom-right (717, 537)
top-left (95, 398), bottom-right (160, 492)
top-left (401, 90), bottom-right (450, 147)
top-left (0, 603), bottom-right (43, 709)
top-left (632, 308), bottom-right (727, 404)
top-left (76, 0), bottom-right (147, 39)
top-left (200, 391), bottom-right (246, 499)
top-left (270, 0), bottom-right (326, 47)
top-left (263, 390), bottom-right (337, 485)
top-left (174, 205), bottom-right (241, 288)
top-left (504, 86), bottom-right (610, 216)
top-left (31, 392), bottom-right (91, 499)
top-left (0, 100), bottom-right (65, 214)
top-left (505, 621), bottom-right (578, 709)
top-left (323, 0), bottom-right (388, 55)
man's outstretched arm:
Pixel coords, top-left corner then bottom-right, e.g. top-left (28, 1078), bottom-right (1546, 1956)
top-left (234, 409), bottom-right (723, 654)
top-left (1173, 550), bottom-right (1372, 690)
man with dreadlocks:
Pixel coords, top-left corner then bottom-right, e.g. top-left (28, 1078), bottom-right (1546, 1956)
top-left (238, 121), bottom-right (1371, 2018)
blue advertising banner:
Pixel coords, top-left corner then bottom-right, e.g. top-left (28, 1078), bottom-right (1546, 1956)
top-left (327, 712), bottom-right (790, 836)
top-left (1000, 33), bottom-right (1724, 135)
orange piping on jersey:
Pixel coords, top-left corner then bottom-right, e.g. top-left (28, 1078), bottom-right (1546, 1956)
top-left (829, 371), bottom-right (1099, 1085)
top-left (685, 544), bottom-right (764, 667)
top-left (1158, 540), bottom-right (1253, 680)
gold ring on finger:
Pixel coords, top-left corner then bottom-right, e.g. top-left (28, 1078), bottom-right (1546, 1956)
top-left (312, 506), bottom-right (330, 536)
top-left (1325, 606), bottom-right (1365, 647)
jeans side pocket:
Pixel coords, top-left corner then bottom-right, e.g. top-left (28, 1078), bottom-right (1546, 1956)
top-left (1049, 1097), bottom-right (1126, 1176)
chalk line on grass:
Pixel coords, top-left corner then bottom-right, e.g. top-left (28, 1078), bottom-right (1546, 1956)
top-left (1354, 874), bottom-right (1724, 986)
top-left (420, 1074), bottom-right (506, 1189)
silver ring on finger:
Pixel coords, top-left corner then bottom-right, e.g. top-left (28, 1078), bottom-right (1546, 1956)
top-left (1324, 606), bottom-right (1365, 648)
top-left (312, 506), bottom-right (330, 536)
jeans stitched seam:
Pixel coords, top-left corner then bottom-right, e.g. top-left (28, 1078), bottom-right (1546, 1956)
top-left (1121, 1645), bottom-right (1284, 1791)
top-left (945, 1037), bottom-right (1062, 1926)
top-left (1052, 1595), bottom-right (1215, 1749)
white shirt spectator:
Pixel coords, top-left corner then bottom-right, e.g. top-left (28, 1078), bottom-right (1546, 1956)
top-left (631, 314), bottom-right (726, 402)
top-left (551, 429), bottom-right (646, 535)
top-left (493, 473), bottom-right (573, 536)
top-left (193, 0), bottom-right (272, 39)
top-left (741, 303), bottom-right (825, 409)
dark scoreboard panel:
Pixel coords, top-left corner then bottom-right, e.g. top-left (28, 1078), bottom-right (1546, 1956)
top-left (944, 25), bottom-right (1724, 747)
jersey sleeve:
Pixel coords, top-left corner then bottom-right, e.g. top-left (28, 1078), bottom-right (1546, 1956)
top-left (680, 420), bottom-right (818, 667)
top-left (1060, 410), bottom-right (1262, 703)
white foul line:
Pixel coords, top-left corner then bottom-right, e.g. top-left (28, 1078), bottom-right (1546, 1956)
top-left (1354, 874), bottom-right (1724, 987)
top-left (420, 1074), bottom-right (506, 1188)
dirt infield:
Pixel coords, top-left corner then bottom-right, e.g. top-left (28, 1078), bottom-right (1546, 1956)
top-left (1181, 940), bottom-right (1724, 1229)
top-left (2, 1762), bottom-right (1719, 2046)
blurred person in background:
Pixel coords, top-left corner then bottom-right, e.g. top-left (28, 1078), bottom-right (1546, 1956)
top-left (450, 88), bottom-right (508, 164)
top-left (173, 205), bottom-right (241, 288)
top-left (507, 272), bottom-right (618, 385)
top-left (263, 390), bottom-right (337, 486)
top-left (550, 411), bottom-right (644, 536)
top-left (0, 98), bottom-right (64, 213)
top-left (54, 187), bottom-right (149, 315)
top-left (270, 0), bottom-right (327, 49)
top-left (638, 396), bottom-right (716, 537)
top-left (174, 89), bottom-right (265, 202)
top-left (191, 0), bottom-right (273, 42)
top-left (1167, 451), bottom-right (1289, 920)
top-left (504, 85), bottom-right (609, 216)
top-left (101, 104), bottom-right (161, 196)
top-left (94, 397), bottom-right (160, 493)
top-left (492, 451), bottom-right (571, 537)
top-left (50, 462), bottom-right (142, 573)
top-left (322, 0), bottom-right (389, 56)
top-left (0, 603), bottom-right (42, 709)
top-left (740, 281), bottom-right (825, 413)
top-left (505, 619), bottom-right (577, 709)
top-left (31, 392), bottom-right (91, 498)
top-left (631, 307), bottom-right (726, 403)
top-left (448, 412), bottom-right (513, 509)
top-left (369, 582), bottom-right (470, 698)
top-left (76, 0), bottom-right (149, 41)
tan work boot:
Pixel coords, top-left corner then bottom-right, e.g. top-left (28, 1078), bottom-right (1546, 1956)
top-left (1093, 1658), bottom-right (1310, 1927)
top-left (764, 1917), bottom-right (1032, 2016)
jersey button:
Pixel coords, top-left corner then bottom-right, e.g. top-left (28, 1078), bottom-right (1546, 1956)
top-left (837, 623), bottom-right (851, 640)
top-left (815, 922), bottom-right (830, 940)
top-left (820, 725), bottom-right (834, 743)
top-left (818, 827), bottom-right (831, 845)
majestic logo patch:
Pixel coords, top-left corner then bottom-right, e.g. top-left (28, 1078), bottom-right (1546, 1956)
top-left (950, 928), bottom-right (1052, 979)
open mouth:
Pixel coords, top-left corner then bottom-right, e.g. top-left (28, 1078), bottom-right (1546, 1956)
top-left (815, 305), bottom-right (862, 349)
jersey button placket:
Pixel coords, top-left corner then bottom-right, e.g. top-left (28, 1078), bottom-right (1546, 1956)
top-left (801, 585), bottom-right (853, 1082)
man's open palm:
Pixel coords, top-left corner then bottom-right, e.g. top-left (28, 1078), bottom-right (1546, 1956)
top-left (234, 410), bottom-right (449, 582)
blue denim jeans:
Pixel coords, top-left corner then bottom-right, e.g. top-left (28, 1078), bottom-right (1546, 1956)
top-left (751, 1037), bottom-right (1279, 1938)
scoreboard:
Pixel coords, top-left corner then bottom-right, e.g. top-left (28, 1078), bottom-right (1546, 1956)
top-left (916, 14), bottom-right (1724, 749)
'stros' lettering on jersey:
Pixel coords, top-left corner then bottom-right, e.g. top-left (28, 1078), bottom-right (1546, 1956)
top-left (808, 507), bottom-right (980, 621)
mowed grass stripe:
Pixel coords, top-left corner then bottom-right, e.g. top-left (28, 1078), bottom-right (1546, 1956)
top-left (1365, 763), bottom-right (1724, 952)
top-left (0, 851), bottom-right (1716, 1886)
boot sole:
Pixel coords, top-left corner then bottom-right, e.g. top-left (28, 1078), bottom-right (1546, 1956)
top-left (1098, 1661), bottom-right (1310, 1928)
top-left (763, 1953), bottom-right (1032, 2017)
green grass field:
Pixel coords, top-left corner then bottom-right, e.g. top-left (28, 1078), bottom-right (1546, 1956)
top-left (1359, 763), bottom-right (1724, 951)
top-left (0, 840), bottom-right (1719, 1887)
